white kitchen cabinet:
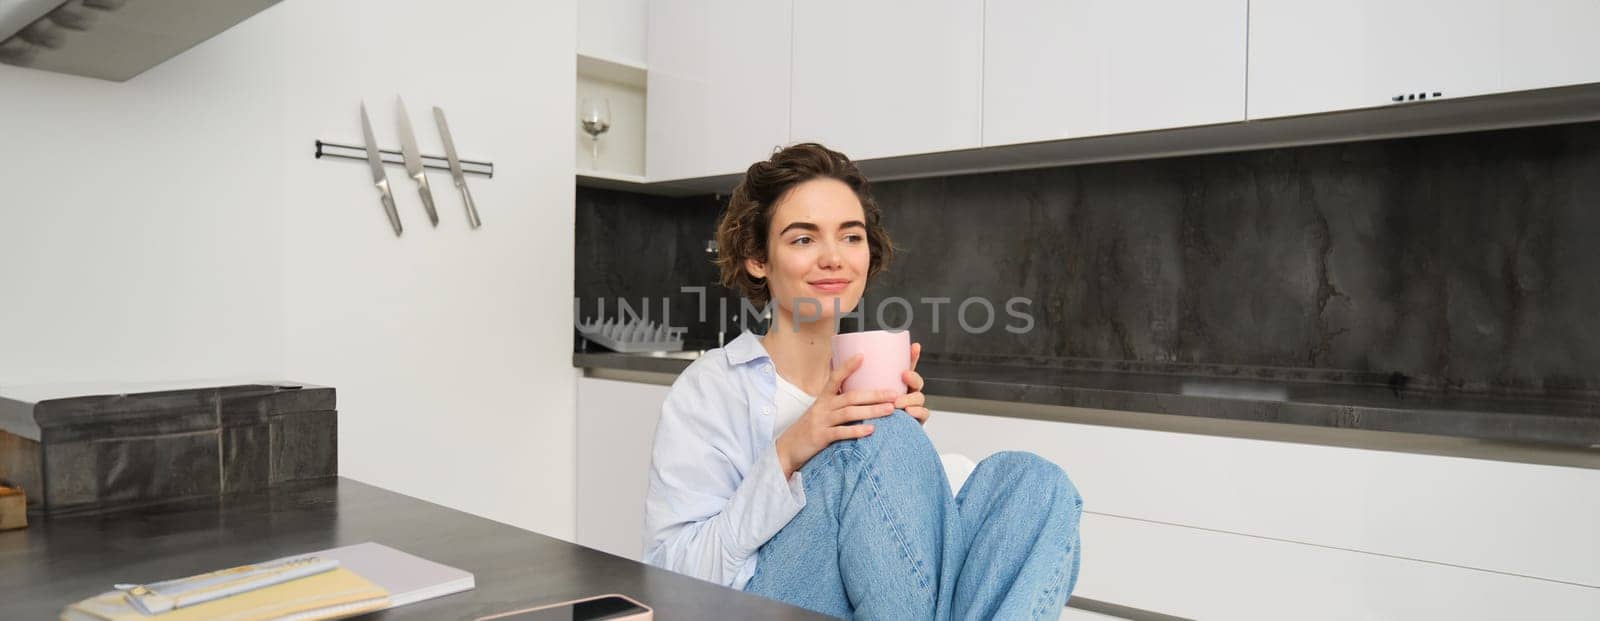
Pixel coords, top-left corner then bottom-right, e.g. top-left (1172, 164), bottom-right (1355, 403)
top-left (790, 0), bottom-right (983, 161)
top-left (1501, 0), bottom-right (1600, 93)
top-left (578, 0), bottom-right (648, 68)
top-left (575, 377), bottom-right (671, 561)
top-left (645, 0), bottom-right (791, 181)
top-left (922, 409), bottom-right (1600, 605)
top-left (983, 0), bottom-right (1247, 147)
top-left (1248, 0), bottom-right (1502, 120)
top-left (575, 372), bottom-right (1600, 617)
top-left (1073, 511), bottom-right (1600, 619)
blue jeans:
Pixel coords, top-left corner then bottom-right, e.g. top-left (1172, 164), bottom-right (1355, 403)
top-left (745, 410), bottom-right (1083, 620)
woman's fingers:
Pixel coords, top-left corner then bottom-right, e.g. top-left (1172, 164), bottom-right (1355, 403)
top-left (901, 369), bottom-right (925, 394)
top-left (829, 423), bottom-right (874, 441)
top-left (833, 402), bottom-right (895, 424)
top-left (907, 406), bottom-right (930, 425)
top-left (894, 389), bottom-right (924, 410)
top-left (825, 354), bottom-right (864, 395)
top-left (903, 344), bottom-right (926, 396)
top-left (835, 388), bottom-right (897, 406)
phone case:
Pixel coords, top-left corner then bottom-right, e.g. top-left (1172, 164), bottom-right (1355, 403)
top-left (474, 593), bottom-right (652, 621)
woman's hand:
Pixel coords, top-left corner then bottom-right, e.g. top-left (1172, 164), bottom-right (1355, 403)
top-left (895, 342), bottom-right (930, 425)
top-left (774, 354), bottom-right (899, 478)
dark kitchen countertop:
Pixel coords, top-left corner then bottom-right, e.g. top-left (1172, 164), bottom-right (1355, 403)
top-left (573, 350), bottom-right (1600, 450)
top-left (0, 477), bottom-right (829, 620)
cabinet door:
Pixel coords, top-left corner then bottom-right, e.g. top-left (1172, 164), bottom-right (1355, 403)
top-left (1361, 0), bottom-right (1501, 104)
top-left (575, 377), bottom-right (671, 561)
top-left (1501, 0), bottom-right (1600, 92)
top-left (1248, 0), bottom-right (1501, 120)
top-left (646, 0), bottom-right (791, 181)
top-left (790, 0), bottom-right (983, 161)
top-left (984, 0), bottom-right (1246, 147)
top-left (578, 0), bottom-right (647, 67)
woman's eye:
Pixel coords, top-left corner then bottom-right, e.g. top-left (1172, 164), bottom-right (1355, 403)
top-left (791, 236), bottom-right (813, 246)
top-left (844, 233), bottom-right (865, 243)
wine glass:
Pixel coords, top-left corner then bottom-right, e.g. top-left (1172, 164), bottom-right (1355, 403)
top-left (579, 98), bottom-right (611, 169)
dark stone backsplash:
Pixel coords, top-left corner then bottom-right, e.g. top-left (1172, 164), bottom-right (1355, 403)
top-left (574, 188), bottom-right (744, 349)
top-left (576, 121), bottom-right (1600, 400)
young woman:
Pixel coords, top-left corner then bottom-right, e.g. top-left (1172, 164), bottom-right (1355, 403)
top-left (643, 143), bottom-right (1082, 620)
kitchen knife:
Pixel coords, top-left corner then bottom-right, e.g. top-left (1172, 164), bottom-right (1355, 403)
top-left (395, 96), bottom-right (439, 227)
top-left (432, 106), bottom-right (482, 229)
top-left (359, 102), bottom-right (402, 237)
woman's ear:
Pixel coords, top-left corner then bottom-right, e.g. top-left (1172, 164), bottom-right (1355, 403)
top-left (745, 257), bottom-right (767, 280)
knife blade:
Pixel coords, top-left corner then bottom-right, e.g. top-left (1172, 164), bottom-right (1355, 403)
top-left (432, 106), bottom-right (482, 229)
top-left (359, 102), bottom-right (402, 237)
top-left (396, 96), bottom-right (439, 227)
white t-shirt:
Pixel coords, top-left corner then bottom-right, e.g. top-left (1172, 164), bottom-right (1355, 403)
top-left (773, 374), bottom-right (814, 440)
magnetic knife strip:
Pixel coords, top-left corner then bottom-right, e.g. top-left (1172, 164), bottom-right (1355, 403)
top-left (315, 140), bottom-right (494, 178)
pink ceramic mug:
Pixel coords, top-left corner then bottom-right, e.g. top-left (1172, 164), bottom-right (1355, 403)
top-left (831, 330), bottom-right (912, 396)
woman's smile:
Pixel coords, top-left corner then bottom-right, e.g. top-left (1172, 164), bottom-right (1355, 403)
top-left (808, 278), bottom-right (851, 294)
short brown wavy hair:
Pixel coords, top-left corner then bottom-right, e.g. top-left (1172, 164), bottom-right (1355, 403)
top-left (714, 143), bottom-right (895, 307)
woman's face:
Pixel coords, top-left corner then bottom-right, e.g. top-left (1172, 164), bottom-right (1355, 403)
top-left (747, 178), bottom-right (871, 327)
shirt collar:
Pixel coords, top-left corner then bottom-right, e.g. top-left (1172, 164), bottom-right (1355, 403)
top-left (723, 331), bottom-right (770, 366)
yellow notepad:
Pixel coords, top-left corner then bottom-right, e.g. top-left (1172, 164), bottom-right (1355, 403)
top-left (61, 566), bottom-right (391, 621)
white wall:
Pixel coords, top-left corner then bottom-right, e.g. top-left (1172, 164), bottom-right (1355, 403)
top-left (277, 0), bottom-right (578, 540)
top-left (0, 9), bottom-right (286, 386)
top-left (0, 0), bottom-right (579, 540)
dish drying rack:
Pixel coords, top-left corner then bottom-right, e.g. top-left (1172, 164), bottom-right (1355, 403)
top-left (577, 317), bottom-right (687, 353)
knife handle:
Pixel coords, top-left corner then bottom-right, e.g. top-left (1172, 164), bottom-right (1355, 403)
top-left (458, 182), bottom-right (482, 229)
top-left (380, 191), bottom-right (402, 237)
top-left (416, 174), bottom-right (439, 227)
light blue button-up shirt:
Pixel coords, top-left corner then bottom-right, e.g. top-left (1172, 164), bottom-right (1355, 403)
top-left (643, 331), bottom-right (808, 589)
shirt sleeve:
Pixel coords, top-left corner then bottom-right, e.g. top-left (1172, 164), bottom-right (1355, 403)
top-left (642, 363), bottom-right (807, 589)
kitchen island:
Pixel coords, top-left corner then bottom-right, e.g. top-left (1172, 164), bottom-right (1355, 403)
top-left (0, 477), bottom-right (829, 620)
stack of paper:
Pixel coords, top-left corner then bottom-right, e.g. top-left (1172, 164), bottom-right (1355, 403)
top-left (61, 543), bottom-right (474, 621)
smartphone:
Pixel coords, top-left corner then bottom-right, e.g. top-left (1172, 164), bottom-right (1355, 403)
top-left (474, 594), bottom-right (652, 621)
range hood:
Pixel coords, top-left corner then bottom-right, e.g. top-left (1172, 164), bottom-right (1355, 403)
top-left (0, 0), bottom-right (280, 82)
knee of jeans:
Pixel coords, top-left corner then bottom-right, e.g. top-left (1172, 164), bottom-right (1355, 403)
top-left (864, 408), bottom-right (921, 442)
top-left (989, 451), bottom-right (1082, 512)
top-left (853, 409), bottom-right (933, 461)
top-left (808, 409), bottom-right (921, 467)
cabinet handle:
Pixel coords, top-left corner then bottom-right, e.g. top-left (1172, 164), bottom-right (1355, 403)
top-left (1391, 91), bottom-right (1444, 104)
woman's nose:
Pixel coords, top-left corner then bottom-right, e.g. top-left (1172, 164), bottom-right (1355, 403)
top-left (819, 240), bottom-right (843, 269)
